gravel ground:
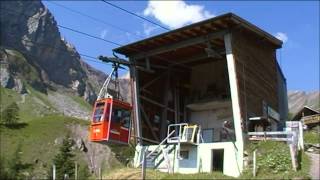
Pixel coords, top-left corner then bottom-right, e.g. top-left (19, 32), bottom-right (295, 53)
top-left (48, 92), bottom-right (90, 120)
top-left (306, 152), bottom-right (320, 180)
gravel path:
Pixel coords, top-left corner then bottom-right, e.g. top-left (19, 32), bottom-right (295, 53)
top-left (307, 152), bottom-right (320, 180)
top-left (48, 92), bottom-right (90, 120)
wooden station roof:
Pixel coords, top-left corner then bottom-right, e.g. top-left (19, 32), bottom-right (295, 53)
top-left (113, 13), bottom-right (282, 61)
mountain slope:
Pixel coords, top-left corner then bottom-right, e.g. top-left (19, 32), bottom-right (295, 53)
top-left (0, 1), bottom-right (132, 179)
top-left (0, 0), bottom-right (107, 103)
top-left (288, 90), bottom-right (320, 115)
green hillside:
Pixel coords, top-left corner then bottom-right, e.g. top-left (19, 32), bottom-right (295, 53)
top-left (0, 86), bottom-right (119, 179)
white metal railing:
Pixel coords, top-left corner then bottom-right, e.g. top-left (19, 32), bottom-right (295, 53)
top-left (167, 123), bottom-right (199, 144)
top-left (139, 130), bottom-right (175, 166)
top-left (248, 131), bottom-right (294, 142)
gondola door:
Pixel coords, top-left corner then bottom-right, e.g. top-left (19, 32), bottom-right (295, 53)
top-left (90, 98), bottom-right (112, 142)
top-left (90, 98), bottom-right (131, 144)
top-left (108, 99), bottom-right (131, 144)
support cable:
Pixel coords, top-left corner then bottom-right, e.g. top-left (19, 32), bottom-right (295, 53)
top-left (101, 0), bottom-right (170, 31)
top-left (1, 7), bottom-right (192, 70)
top-left (47, 1), bottom-right (144, 39)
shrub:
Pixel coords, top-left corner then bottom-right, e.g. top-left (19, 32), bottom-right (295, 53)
top-left (1, 102), bottom-right (20, 126)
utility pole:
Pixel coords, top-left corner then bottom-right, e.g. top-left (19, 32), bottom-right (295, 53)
top-left (52, 164), bottom-right (56, 180)
top-left (253, 150), bottom-right (256, 177)
top-left (75, 162), bottom-right (78, 180)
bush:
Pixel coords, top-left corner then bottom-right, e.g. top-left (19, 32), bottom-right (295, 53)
top-left (258, 147), bottom-right (291, 172)
top-left (1, 102), bottom-right (20, 127)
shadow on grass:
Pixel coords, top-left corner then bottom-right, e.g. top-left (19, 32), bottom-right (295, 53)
top-left (1, 122), bottom-right (28, 129)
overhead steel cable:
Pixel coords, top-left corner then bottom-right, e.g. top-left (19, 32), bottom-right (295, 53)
top-left (1, 7), bottom-right (192, 70)
top-left (47, 1), bottom-right (145, 39)
top-left (100, 0), bottom-right (170, 31)
top-left (57, 25), bottom-right (122, 46)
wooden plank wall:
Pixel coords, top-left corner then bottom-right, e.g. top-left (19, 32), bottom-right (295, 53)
top-left (231, 30), bottom-right (279, 129)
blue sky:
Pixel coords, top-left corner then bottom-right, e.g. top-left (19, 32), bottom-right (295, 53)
top-left (43, 1), bottom-right (319, 91)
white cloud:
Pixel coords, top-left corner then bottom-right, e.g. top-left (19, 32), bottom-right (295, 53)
top-left (143, 23), bottom-right (159, 36)
top-left (275, 32), bottom-right (288, 43)
top-left (100, 29), bottom-right (108, 39)
top-left (143, 0), bottom-right (214, 29)
top-left (125, 32), bottom-right (136, 42)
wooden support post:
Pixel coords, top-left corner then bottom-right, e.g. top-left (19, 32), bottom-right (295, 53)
top-left (141, 71), bottom-right (167, 90)
top-left (140, 95), bottom-right (176, 113)
top-left (289, 144), bottom-right (297, 171)
top-left (75, 162), bottom-right (78, 180)
top-left (160, 71), bottom-right (170, 140)
top-left (130, 60), bottom-right (142, 145)
top-left (174, 86), bottom-right (180, 136)
top-left (140, 103), bottom-right (160, 141)
top-left (98, 167), bottom-right (102, 180)
top-left (141, 150), bottom-right (146, 180)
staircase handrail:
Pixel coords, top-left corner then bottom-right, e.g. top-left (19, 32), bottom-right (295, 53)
top-left (139, 130), bottom-right (175, 166)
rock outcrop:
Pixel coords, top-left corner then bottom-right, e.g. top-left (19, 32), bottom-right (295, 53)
top-left (288, 90), bottom-right (320, 114)
top-left (0, 0), bottom-right (106, 103)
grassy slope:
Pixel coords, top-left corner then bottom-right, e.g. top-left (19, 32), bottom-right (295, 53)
top-left (304, 126), bottom-right (320, 144)
top-left (0, 87), bottom-right (93, 178)
top-left (243, 141), bottom-right (310, 179)
top-left (104, 168), bottom-right (231, 179)
top-left (0, 115), bottom-right (88, 162)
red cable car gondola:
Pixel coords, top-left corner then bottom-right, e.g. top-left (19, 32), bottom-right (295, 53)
top-left (89, 60), bottom-right (132, 145)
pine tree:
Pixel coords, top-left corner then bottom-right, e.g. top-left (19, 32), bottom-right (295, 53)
top-left (1, 102), bottom-right (20, 126)
top-left (52, 135), bottom-right (75, 180)
top-left (78, 163), bottom-right (91, 179)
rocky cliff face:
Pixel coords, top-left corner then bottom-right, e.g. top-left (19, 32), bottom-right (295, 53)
top-left (0, 0), bottom-right (106, 103)
top-left (288, 90), bottom-right (320, 114)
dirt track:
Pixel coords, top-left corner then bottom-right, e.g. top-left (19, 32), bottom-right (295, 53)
top-left (307, 152), bottom-right (320, 180)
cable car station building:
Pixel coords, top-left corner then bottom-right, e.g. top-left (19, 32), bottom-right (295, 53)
top-left (113, 13), bottom-right (288, 177)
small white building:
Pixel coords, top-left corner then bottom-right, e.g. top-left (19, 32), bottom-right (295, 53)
top-left (113, 13), bottom-right (288, 177)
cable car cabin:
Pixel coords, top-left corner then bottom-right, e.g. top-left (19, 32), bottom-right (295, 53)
top-left (90, 98), bottom-right (132, 145)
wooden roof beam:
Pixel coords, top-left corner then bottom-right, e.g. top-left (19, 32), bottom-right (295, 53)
top-left (131, 30), bottom-right (228, 60)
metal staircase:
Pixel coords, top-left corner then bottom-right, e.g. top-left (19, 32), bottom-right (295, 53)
top-left (140, 130), bottom-right (175, 173)
top-left (140, 123), bottom-right (202, 173)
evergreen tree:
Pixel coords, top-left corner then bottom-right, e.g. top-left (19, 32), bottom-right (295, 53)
top-left (52, 135), bottom-right (75, 180)
top-left (78, 163), bottom-right (91, 180)
top-left (1, 102), bottom-right (20, 126)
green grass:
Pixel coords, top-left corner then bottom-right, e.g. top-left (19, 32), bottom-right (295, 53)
top-left (0, 115), bottom-right (86, 161)
top-left (0, 86), bottom-right (55, 122)
top-left (0, 115), bottom-right (90, 178)
top-left (70, 95), bottom-right (93, 111)
top-left (6, 49), bottom-right (41, 84)
top-left (304, 126), bottom-right (320, 144)
top-left (0, 87), bottom-right (20, 110)
top-left (243, 141), bottom-right (311, 179)
top-left (104, 168), bottom-right (233, 179)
